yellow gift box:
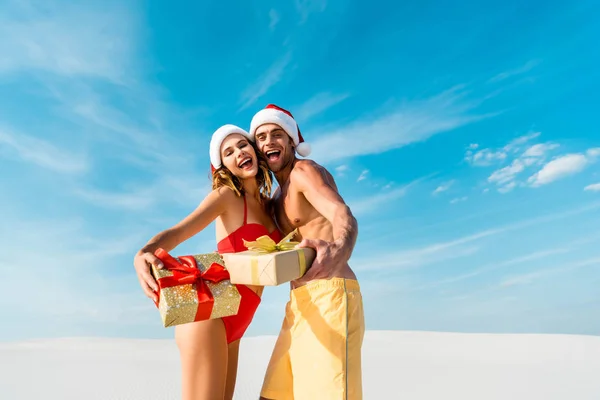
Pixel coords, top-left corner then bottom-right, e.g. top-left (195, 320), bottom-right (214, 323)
top-left (222, 230), bottom-right (315, 286)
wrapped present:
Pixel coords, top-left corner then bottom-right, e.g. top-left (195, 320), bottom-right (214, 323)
top-left (151, 249), bottom-right (241, 327)
top-left (222, 230), bottom-right (315, 286)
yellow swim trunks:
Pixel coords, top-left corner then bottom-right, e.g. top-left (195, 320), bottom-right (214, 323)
top-left (260, 278), bottom-right (365, 400)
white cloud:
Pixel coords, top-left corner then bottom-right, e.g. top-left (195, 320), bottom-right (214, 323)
top-left (294, 92), bottom-right (350, 121)
top-left (0, 212), bottom-right (148, 331)
top-left (584, 183), bottom-right (600, 192)
top-left (68, 96), bottom-right (190, 169)
top-left (450, 196), bottom-right (468, 204)
top-left (498, 181), bottom-right (516, 194)
top-left (528, 153), bottom-right (589, 187)
top-left (0, 0), bottom-right (196, 178)
top-left (359, 227), bottom-right (504, 271)
top-left (357, 170), bottom-right (369, 182)
top-left (348, 174), bottom-right (435, 216)
top-left (488, 60), bottom-right (541, 83)
top-left (499, 257), bottom-right (600, 288)
top-left (499, 272), bottom-right (542, 287)
top-left (488, 159), bottom-right (525, 191)
top-left (433, 180), bottom-right (455, 195)
top-left (30, 67), bottom-right (203, 180)
top-left (269, 9), bottom-right (280, 31)
top-left (349, 186), bottom-right (408, 216)
top-left (481, 134), bottom-right (565, 193)
top-left (587, 148), bottom-right (600, 158)
top-left (239, 53), bottom-right (292, 110)
top-left (466, 132), bottom-right (543, 167)
top-left (75, 175), bottom-right (210, 211)
top-left (494, 145), bottom-right (594, 191)
top-left (465, 148), bottom-right (507, 166)
top-left (295, 0), bottom-right (328, 23)
top-left (506, 132), bottom-right (541, 149)
top-left (335, 164), bottom-right (348, 177)
top-left (355, 246), bottom-right (480, 272)
top-left (0, 1), bottom-right (137, 82)
top-left (412, 248), bottom-right (570, 292)
top-left (0, 127), bottom-right (88, 174)
top-left (310, 86), bottom-right (495, 164)
top-left (74, 187), bottom-right (155, 211)
top-left (354, 201), bottom-right (600, 272)
top-left (523, 143), bottom-right (559, 157)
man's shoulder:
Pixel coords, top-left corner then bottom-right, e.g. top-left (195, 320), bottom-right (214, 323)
top-left (289, 159), bottom-right (337, 193)
top-left (291, 159), bottom-right (329, 177)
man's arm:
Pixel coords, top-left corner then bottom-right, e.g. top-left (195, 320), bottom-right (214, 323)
top-left (292, 161), bottom-right (358, 261)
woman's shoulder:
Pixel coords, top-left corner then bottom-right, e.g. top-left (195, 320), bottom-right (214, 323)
top-left (208, 185), bottom-right (241, 203)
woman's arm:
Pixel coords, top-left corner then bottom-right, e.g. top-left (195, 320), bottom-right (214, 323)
top-left (133, 187), bottom-right (236, 301)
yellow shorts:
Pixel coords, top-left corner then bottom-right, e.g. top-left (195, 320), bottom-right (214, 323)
top-left (260, 278), bottom-right (365, 400)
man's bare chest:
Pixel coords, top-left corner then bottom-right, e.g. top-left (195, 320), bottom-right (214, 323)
top-left (274, 189), bottom-right (307, 234)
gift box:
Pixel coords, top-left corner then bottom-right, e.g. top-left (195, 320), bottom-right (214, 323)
top-left (222, 230), bottom-right (315, 286)
top-left (151, 249), bottom-right (241, 327)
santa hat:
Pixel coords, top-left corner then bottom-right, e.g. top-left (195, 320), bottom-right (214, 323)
top-left (209, 124), bottom-right (254, 172)
top-left (249, 104), bottom-right (311, 157)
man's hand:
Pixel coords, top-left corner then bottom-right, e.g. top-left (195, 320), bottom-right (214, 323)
top-left (295, 238), bottom-right (348, 283)
top-left (133, 251), bottom-right (163, 302)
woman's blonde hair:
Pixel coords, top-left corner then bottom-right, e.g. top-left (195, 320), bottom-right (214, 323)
top-left (212, 140), bottom-right (273, 203)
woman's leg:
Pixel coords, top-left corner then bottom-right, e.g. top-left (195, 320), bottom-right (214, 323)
top-left (175, 319), bottom-right (229, 400)
top-left (224, 339), bottom-right (240, 400)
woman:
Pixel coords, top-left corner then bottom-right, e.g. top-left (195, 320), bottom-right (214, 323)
top-left (133, 124), bottom-right (281, 400)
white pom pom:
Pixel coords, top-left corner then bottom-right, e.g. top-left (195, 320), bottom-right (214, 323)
top-left (296, 142), bottom-right (311, 157)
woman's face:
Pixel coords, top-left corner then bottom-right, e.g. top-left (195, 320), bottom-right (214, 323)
top-left (220, 133), bottom-right (259, 179)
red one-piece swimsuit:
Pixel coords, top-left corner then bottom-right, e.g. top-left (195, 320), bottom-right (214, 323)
top-left (218, 196), bottom-right (282, 343)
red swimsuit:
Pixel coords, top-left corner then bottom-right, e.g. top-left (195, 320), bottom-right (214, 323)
top-left (218, 196), bottom-right (282, 343)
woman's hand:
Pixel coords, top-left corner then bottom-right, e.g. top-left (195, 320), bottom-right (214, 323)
top-left (133, 251), bottom-right (163, 302)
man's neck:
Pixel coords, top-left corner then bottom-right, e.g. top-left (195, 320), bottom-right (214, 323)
top-left (274, 158), bottom-right (297, 186)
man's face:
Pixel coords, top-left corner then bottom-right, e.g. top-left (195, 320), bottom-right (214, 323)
top-left (254, 123), bottom-right (295, 172)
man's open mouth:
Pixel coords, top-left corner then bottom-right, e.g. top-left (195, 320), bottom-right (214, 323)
top-left (238, 157), bottom-right (253, 170)
top-left (266, 150), bottom-right (281, 162)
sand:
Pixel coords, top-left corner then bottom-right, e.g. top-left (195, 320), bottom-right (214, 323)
top-left (1, 330), bottom-right (599, 399)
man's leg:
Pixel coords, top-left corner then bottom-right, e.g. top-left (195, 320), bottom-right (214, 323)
top-left (286, 278), bottom-right (365, 400)
top-left (345, 280), bottom-right (365, 399)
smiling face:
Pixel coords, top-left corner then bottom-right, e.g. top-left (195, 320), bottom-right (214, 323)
top-left (220, 133), bottom-right (259, 179)
top-left (254, 123), bottom-right (295, 173)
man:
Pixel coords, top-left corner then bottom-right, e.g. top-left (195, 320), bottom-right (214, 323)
top-left (249, 104), bottom-right (365, 400)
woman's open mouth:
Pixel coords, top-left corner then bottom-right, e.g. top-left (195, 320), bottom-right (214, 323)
top-left (238, 157), bottom-right (254, 170)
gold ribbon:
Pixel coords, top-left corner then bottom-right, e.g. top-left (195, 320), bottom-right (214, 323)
top-left (244, 229), bottom-right (307, 284)
top-left (297, 248), bottom-right (307, 275)
top-left (243, 229), bottom-right (300, 254)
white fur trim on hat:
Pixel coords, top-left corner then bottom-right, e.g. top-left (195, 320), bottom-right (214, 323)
top-left (249, 106), bottom-right (312, 157)
top-left (209, 124), bottom-right (253, 169)
top-left (296, 142), bottom-right (311, 157)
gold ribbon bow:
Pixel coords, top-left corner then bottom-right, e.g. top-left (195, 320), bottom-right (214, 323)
top-left (243, 229), bottom-right (299, 253)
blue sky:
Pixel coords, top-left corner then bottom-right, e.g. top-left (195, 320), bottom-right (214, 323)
top-left (1, 0), bottom-right (599, 341)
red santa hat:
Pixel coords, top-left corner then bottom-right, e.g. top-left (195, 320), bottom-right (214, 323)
top-left (209, 124), bottom-right (254, 172)
top-left (249, 104), bottom-right (311, 157)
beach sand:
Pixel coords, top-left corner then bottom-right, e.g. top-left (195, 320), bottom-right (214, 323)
top-left (1, 330), bottom-right (599, 399)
